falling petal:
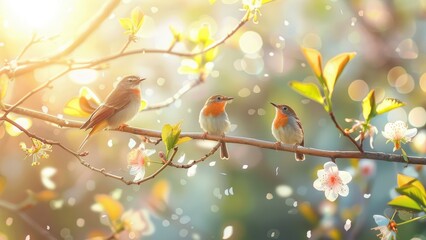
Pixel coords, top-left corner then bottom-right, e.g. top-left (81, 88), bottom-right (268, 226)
top-left (128, 138), bottom-right (137, 149)
top-left (41, 167), bottom-right (57, 190)
top-left (373, 215), bottom-right (389, 226)
top-left (344, 219), bottom-right (351, 231)
top-left (187, 165), bottom-right (197, 177)
top-left (363, 193), bottom-right (371, 199)
top-left (177, 154), bottom-right (186, 163)
top-left (307, 230), bottom-right (311, 238)
top-left (222, 225), bottom-right (233, 239)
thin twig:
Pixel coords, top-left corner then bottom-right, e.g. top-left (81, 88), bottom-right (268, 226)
top-left (1, 0), bottom-right (121, 77)
top-left (329, 112), bottom-right (363, 152)
top-left (119, 37), bottom-right (132, 54)
top-left (3, 68), bottom-right (71, 117)
top-left (4, 105), bottom-right (426, 165)
top-left (134, 147), bottom-right (178, 185)
top-left (47, 15), bottom-right (249, 69)
top-left (169, 142), bottom-right (221, 169)
top-left (142, 72), bottom-right (206, 111)
top-left (16, 33), bottom-right (38, 61)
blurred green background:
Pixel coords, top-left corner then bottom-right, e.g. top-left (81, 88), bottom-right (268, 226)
top-left (0, 0), bottom-right (425, 239)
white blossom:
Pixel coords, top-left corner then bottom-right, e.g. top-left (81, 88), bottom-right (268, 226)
top-left (382, 121), bottom-right (417, 151)
top-left (371, 215), bottom-right (397, 240)
top-left (313, 162), bottom-right (352, 202)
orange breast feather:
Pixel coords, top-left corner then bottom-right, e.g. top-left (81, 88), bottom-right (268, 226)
top-left (273, 111), bottom-right (288, 129)
top-left (131, 89), bottom-right (140, 95)
top-left (203, 102), bottom-right (226, 117)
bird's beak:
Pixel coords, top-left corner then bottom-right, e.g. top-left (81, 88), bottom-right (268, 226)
top-left (270, 102), bottom-right (278, 108)
top-left (224, 96), bottom-right (234, 101)
top-left (138, 77), bottom-right (146, 83)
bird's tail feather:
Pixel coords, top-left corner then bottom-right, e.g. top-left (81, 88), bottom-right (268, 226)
top-left (78, 121), bottom-right (108, 151)
top-left (295, 153), bottom-right (305, 161)
top-left (220, 141), bottom-right (229, 160)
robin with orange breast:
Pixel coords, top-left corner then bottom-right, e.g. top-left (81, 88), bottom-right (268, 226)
top-left (79, 75), bottom-right (145, 151)
top-left (271, 102), bottom-right (305, 161)
top-left (199, 95), bottom-right (234, 159)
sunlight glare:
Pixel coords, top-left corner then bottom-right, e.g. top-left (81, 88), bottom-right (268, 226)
top-left (6, 0), bottom-right (61, 30)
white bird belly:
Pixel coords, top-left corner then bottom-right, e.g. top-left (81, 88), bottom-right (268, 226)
top-left (271, 118), bottom-right (303, 145)
top-left (199, 112), bottom-right (230, 135)
top-left (108, 97), bottom-right (140, 128)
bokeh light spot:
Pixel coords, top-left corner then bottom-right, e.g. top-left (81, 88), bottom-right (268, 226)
top-left (68, 69), bottom-right (98, 85)
top-left (239, 31), bottom-right (263, 54)
top-left (396, 39), bottom-right (418, 59)
top-left (408, 107), bottom-right (426, 128)
top-left (302, 33), bottom-right (322, 49)
top-left (348, 79), bottom-right (369, 101)
top-left (419, 73), bottom-right (426, 93)
top-left (412, 130), bottom-right (426, 154)
top-left (387, 66), bottom-right (406, 87)
top-left (395, 73), bottom-right (415, 94)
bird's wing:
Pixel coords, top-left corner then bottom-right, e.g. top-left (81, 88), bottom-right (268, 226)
top-left (80, 89), bottom-right (134, 130)
top-left (80, 104), bottom-right (117, 130)
top-left (104, 88), bottom-right (136, 109)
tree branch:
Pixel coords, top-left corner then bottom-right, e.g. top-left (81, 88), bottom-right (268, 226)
top-left (5, 105), bottom-right (425, 165)
top-left (169, 142), bottom-right (221, 169)
top-left (329, 112), bottom-right (363, 152)
top-left (1, 0), bottom-right (121, 77)
top-left (134, 147), bottom-right (178, 184)
top-left (142, 72), bottom-right (206, 112)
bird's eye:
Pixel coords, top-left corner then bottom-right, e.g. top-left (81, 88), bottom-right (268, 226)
top-left (283, 107), bottom-right (288, 111)
top-left (216, 96), bottom-right (221, 100)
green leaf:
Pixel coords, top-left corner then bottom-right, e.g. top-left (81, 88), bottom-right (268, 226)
top-left (301, 47), bottom-right (322, 80)
top-left (197, 24), bottom-right (211, 44)
top-left (204, 40), bottom-right (218, 62)
top-left (162, 122), bottom-right (186, 158)
top-left (169, 25), bottom-right (182, 42)
top-left (362, 89), bottom-right (376, 121)
top-left (376, 98), bottom-right (405, 115)
top-left (176, 136), bottom-right (192, 145)
top-left (289, 81), bottom-right (324, 104)
top-left (119, 18), bottom-right (133, 34)
top-left (131, 7), bottom-right (144, 34)
top-left (401, 148), bottom-right (409, 163)
top-left (161, 124), bottom-right (174, 153)
top-left (323, 52), bottom-right (356, 97)
top-left (396, 184), bottom-right (426, 208)
top-left (396, 174), bottom-right (426, 207)
top-left (138, 99), bottom-right (147, 111)
top-left (388, 195), bottom-right (423, 212)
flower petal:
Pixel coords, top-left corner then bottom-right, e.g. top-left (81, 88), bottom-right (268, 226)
top-left (313, 179), bottom-right (324, 191)
top-left (143, 149), bottom-right (156, 157)
top-left (317, 169), bottom-right (325, 178)
top-left (338, 171), bottom-right (352, 184)
top-left (133, 167), bottom-right (145, 182)
top-left (129, 165), bottom-right (141, 175)
top-left (324, 161), bottom-right (338, 173)
top-left (338, 184), bottom-right (349, 197)
top-left (373, 215), bottom-right (389, 226)
top-left (405, 128), bottom-right (418, 139)
top-left (324, 189), bottom-right (338, 202)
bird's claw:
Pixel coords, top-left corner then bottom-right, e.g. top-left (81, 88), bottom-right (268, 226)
top-left (274, 141), bottom-right (281, 150)
top-left (118, 124), bottom-right (129, 131)
top-left (202, 132), bottom-right (208, 139)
